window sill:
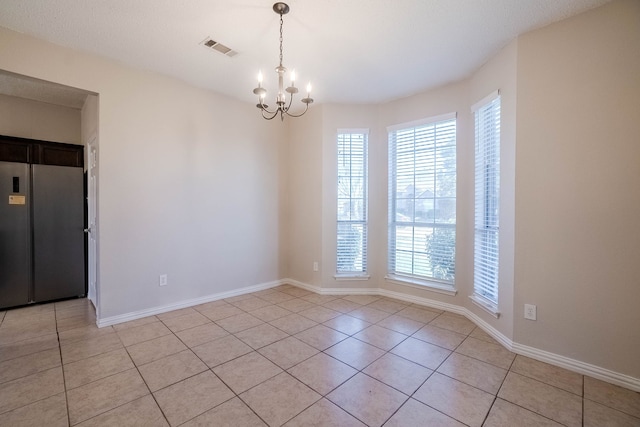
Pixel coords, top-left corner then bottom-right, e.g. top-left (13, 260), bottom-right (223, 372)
top-left (384, 275), bottom-right (457, 296)
top-left (469, 294), bottom-right (500, 318)
top-left (334, 274), bottom-right (370, 281)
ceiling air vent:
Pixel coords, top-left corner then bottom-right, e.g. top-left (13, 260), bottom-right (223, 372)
top-left (201, 37), bottom-right (238, 57)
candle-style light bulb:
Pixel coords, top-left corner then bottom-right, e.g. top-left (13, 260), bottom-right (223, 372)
top-left (306, 83), bottom-right (312, 96)
top-left (257, 71), bottom-right (263, 86)
top-left (291, 70), bottom-right (296, 85)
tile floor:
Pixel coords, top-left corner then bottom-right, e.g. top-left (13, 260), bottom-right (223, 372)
top-left (0, 284), bottom-right (639, 426)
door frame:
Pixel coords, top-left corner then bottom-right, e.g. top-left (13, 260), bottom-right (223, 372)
top-left (86, 135), bottom-right (99, 314)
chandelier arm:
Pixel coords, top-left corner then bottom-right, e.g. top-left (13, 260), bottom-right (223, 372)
top-left (284, 92), bottom-right (295, 112)
top-left (261, 108), bottom-right (280, 120)
top-left (283, 102), bottom-right (310, 118)
top-left (257, 98), bottom-right (278, 115)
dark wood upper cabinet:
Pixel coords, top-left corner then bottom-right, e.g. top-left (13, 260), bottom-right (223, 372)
top-left (34, 143), bottom-right (83, 167)
top-left (0, 139), bottom-right (31, 163)
top-left (0, 135), bottom-right (83, 168)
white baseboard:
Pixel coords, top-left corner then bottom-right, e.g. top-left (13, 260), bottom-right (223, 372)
top-left (281, 278), bottom-right (640, 392)
top-left (511, 342), bottom-right (640, 393)
top-left (286, 279), bottom-right (380, 296)
top-left (96, 279), bottom-right (284, 328)
top-left (96, 277), bottom-right (639, 392)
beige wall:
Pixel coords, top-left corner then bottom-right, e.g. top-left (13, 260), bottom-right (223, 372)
top-left (0, 93), bottom-right (81, 143)
top-left (468, 40), bottom-right (518, 340)
top-left (298, 47), bottom-right (518, 339)
top-left (320, 104), bottom-right (378, 289)
top-left (376, 82), bottom-right (472, 306)
top-left (285, 107), bottom-right (324, 286)
top-left (284, 0), bottom-right (639, 382)
top-left (514, 0), bottom-right (640, 378)
top-left (81, 94), bottom-right (98, 146)
top-left (0, 26), bottom-right (286, 319)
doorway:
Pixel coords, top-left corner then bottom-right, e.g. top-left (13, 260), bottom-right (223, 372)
top-left (0, 69), bottom-right (100, 314)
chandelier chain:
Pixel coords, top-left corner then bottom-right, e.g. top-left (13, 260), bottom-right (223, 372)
top-left (279, 13), bottom-right (284, 67)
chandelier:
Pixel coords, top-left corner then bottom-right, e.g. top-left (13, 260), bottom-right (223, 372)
top-left (253, 2), bottom-right (313, 121)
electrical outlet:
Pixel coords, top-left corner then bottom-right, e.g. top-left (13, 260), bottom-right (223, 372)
top-left (313, 261), bottom-right (319, 272)
top-left (524, 304), bottom-right (536, 320)
top-left (159, 274), bottom-right (168, 286)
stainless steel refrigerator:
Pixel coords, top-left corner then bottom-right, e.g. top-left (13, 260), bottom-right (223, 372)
top-left (0, 161), bottom-right (85, 309)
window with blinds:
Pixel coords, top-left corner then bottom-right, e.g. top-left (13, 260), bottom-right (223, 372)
top-left (473, 93), bottom-right (501, 306)
top-left (388, 114), bottom-right (456, 285)
top-left (337, 131), bottom-right (368, 275)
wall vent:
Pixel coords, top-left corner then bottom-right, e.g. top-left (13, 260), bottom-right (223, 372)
top-left (201, 37), bottom-right (238, 57)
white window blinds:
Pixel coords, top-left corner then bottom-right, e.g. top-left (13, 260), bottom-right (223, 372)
top-left (473, 93), bottom-right (501, 305)
top-left (337, 131), bottom-right (368, 274)
top-left (388, 114), bottom-right (456, 284)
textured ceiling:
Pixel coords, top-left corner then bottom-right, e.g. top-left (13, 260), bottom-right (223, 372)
top-left (0, 72), bottom-right (90, 109)
top-left (0, 0), bottom-right (611, 106)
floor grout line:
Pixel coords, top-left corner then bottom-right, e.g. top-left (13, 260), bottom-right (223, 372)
top-left (1, 291), bottom-right (638, 426)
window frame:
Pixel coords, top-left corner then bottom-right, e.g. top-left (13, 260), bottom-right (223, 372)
top-left (386, 113), bottom-right (457, 293)
top-left (470, 91), bottom-right (501, 317)
top-left (335, 129), bottom-right (369, 278)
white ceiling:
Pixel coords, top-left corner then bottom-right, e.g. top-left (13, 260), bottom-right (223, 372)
top-left (0, 0), bottom-right (611, 106)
